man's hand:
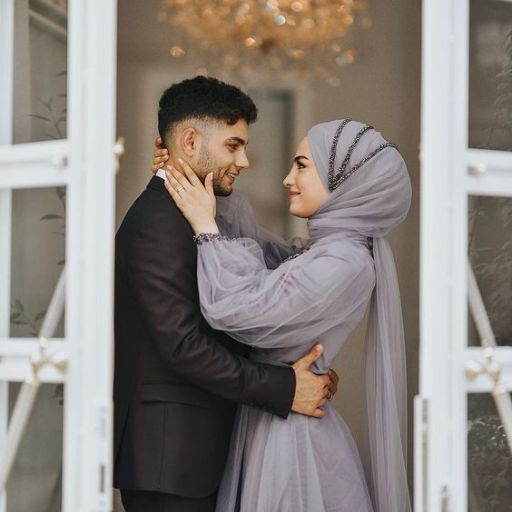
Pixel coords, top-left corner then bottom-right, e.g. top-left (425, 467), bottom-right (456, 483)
top-left (291, 344), bottom-right (331, 418)
top-left (327, 369), bottom-right (339, 400)
top-left (152, 137), bottom-right (169, 174)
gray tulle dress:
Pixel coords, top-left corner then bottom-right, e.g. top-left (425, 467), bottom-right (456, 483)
top-left (198, 120), bottom-right (412, 512)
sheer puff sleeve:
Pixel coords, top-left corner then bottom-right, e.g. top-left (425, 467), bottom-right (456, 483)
top-left (194, 233), bottom-right (375, 349)
top-left (215, 191), bottom-right (304, 268)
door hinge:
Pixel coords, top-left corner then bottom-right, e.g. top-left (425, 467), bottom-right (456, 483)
top-left (441, 484), bottom-right (449, 512)
top-left (113, 136), bottom-right (125, 174)
top-left (414, 395), bottom-right (429, 512)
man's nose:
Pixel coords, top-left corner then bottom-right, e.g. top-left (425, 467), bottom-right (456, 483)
top-left (236, 150), bottom-right (250, 169)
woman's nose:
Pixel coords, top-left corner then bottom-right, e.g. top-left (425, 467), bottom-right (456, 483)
top-left (283, 168), bottom-right (295, 187)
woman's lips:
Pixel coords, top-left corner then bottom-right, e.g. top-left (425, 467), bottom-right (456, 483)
top-left (288, 191), bottom-right (300, 199)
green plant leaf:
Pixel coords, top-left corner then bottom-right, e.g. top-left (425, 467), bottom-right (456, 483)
top-left (56, 187), bottom-right (66, 200)
top-left (41, 214), bottom-right (63, 220)
top-left (29, 114), bottom-right (52, 122)
top-left (34, 311), bottom-right (47, 322)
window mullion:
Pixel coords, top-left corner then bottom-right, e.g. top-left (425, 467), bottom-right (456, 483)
top-left (0, 0), bottom-right (15, 509)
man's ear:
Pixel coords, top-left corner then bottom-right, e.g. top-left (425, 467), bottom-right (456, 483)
top-left (181, 127), bottom-right (199, 157)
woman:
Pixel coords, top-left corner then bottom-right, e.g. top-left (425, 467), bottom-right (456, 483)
top-left (155, 119), bottom-right (411, 512)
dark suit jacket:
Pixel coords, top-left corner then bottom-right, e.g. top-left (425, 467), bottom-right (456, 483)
top-left (114, 177), bottom-right (296, 498)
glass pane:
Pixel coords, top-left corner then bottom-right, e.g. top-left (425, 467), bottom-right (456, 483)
top-left (468, 195), bottom-right (512, 347)
top-left (6, 383), bottom-right (63, 512)
top-left (468, 393), bottom-right (512, 512)
top-left (13, 0), bottom-right (68, 144)
top-left (10, 187), bottom-right (66, 338)
top-left (468, 0), bottom-right (512, 152)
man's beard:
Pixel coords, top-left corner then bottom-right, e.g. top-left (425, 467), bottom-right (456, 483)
top-left (197, 143), bottom-right (232, 197)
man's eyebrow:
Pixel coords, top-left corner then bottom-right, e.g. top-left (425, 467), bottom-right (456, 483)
top-left (294, 155), bottom-right (309, 162)
top-left (226, 137), bottom-right (248, 146)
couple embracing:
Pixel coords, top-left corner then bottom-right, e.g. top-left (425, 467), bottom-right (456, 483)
top-left (114, 76), bottom-right (412, 512)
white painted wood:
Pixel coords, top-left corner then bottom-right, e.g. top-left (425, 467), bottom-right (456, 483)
top-left (0, 190), bottom-right (9, 512)
top-left (63, 1), bottom-right (116, 510)
top-left (0, 167), bottom-right (68, 188)
top-left (466, 148), bottom-right (512, 196)
top-left (0, 139), bottom-right (69, 161)
top-left (466, 347), bottom-right (512, 392)
top-left (414, 396), bottom-right (427, 512)
top-left (0, 1), bottom-right (14, 510)
top-left (0, 363), bottom-right (67, 383)
top-left (420, 0), bottom-right (512, 510)
top-left (0, 190), bottom-right (10, 512)
top-left (450, 2), bottom-right (471, 509)
top-left (0, 141), bottom-right (69, 187)
top-left (0, 339), bottom-right (67, 384)
top-left (419, 0), bottom-right (455, 508)
top-left (0, 339), bottom-right (66, 354)
top-left (0, 382), bottom-right (6, 512)
top-left (0, 0), bottom-right (117, 509)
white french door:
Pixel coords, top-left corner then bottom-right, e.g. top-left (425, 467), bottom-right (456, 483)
top-left (0, 1), bottom-right (117, 511)
top-left (418, 0), bottom-right (512, 511)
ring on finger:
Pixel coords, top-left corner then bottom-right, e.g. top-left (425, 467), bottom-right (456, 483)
top-left (176, 186), bottom-right (185, 194)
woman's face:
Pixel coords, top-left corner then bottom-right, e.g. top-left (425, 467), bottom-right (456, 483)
top-left (283, 137), bottom-right (329, 218)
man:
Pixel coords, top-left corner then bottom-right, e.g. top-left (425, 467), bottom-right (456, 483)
top-left (114, 76), bottom-right (333, 512)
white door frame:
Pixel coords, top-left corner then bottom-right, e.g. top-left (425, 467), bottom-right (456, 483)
top-left (0, 1), bottom-right (117, 510)
top-left (418, 0), bottom-right (512, 511)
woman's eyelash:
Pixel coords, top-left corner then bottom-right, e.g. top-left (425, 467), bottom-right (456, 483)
top-left (296, 161), bottom-right (306, 169)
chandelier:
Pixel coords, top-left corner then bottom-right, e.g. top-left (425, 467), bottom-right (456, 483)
top-left (157, 0), bottom-right (370, 86)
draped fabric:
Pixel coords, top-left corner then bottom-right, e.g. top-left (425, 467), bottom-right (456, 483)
top-left (198, 119), bottom-right (411, 512)
top-left (307, 120), bottom-right (412, 512)
top-left (216, 191), bottom-right (302, 269)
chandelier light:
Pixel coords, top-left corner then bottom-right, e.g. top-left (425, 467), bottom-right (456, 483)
top-left (158, 0), bottom-right (371, 86)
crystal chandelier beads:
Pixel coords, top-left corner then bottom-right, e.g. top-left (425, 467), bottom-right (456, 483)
top-left (158, 0), bottom-right (370, 85)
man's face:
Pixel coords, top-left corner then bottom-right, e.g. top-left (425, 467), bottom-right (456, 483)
top-left (194, 119), bottom-right (250, 196)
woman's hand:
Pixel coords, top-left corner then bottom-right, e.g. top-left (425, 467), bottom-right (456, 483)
top-left (164, 159), bottom-right (219, 235)
top-left (151, 137), bottom-right (169, 174)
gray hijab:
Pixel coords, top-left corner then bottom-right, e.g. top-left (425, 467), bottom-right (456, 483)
top-left (308, 119), bottom-right (412, 512)
top-left (202, 119), bottom-right (412, 512)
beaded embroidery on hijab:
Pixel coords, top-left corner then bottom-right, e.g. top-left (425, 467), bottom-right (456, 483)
top-left (327, 118), bottom-right (398, 192)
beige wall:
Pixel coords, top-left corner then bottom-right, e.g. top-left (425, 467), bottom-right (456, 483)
top-left (116, 0), bottom-right (421, 495)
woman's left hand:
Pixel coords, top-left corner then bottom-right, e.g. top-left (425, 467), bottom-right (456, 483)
top-left (164, 158), bottom-right (219, 235)
top-left (151, 137), bottom-right (168, 174)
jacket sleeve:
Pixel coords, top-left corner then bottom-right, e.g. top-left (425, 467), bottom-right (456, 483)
top-left (126, 199), bottom-right (295, 418)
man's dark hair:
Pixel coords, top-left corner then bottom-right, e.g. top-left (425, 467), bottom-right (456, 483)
top-left (158, 76), bottom-right (258, 145)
